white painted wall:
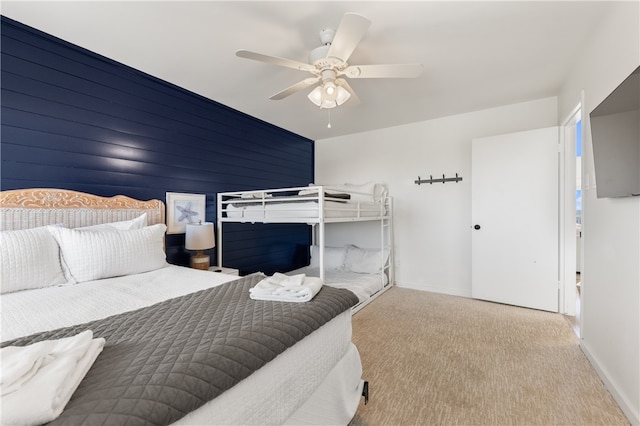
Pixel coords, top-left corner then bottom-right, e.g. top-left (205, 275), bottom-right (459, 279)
top-left (316, 2), bottom-right (639, 423)
top-left (558, 2), bottom-right (639, 424)
top-left (315, 97), bottom-right (557, 297)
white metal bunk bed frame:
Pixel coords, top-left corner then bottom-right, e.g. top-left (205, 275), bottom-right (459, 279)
top-left (216, 186), bottom-right (394, 309)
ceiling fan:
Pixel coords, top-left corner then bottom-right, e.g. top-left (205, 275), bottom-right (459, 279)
top-left (236, 12), bottom-right (424, 109)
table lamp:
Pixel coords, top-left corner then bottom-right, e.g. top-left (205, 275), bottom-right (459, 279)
top-left (185, 221), bottom-right (215, 270)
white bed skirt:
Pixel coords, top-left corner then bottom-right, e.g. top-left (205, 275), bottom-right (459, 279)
top-left (284, 343), bottom-right (364, 425)
top-left (173, 311), bottom-right (360, 425)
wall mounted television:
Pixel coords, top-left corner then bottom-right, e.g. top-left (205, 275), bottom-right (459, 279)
top-left (589, 65), bottom-right (640, 198)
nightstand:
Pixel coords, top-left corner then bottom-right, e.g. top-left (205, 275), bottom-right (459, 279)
top-left (208, 266), bottom-right (240, 276)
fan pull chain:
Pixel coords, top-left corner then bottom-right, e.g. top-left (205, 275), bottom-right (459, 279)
top-left (327, 109), bottom-right (332, 128)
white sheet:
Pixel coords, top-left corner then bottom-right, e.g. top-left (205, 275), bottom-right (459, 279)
top-left (1, 265), bottom-right (238, 342)
top-left (1, 265), bottom-right (362, 425)
top-left (288, 266), bottom-right (388, 303)
top-left (225, 200), bottom-right (384, 220)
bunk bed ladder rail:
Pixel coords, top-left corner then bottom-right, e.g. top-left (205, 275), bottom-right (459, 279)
top-left (318, 188), bottom-right (326, 282)
top-left (216, 193), bottom-right (223, 268)
top-left (383, 196), bottom-right (395, 286)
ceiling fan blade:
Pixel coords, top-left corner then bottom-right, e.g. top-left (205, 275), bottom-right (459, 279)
top-left (341, 63), bottom-right (424, 79)
top-left (326, 13), bottom-right (371, 62)
top-left (236, 50), bottom-right (316, 73)
top-left (335, 78), bottom-right (360, 106)
top-left (269, 77), bottom-right (320, 100)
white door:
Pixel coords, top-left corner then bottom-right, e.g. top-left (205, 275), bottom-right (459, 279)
top-left (472, 127), bottom-right (559, 312)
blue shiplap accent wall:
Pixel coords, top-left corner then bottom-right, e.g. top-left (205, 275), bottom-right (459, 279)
top-left (0, 16), bottom-right (313, 274)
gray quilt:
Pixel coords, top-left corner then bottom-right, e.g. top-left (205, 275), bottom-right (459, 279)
top-left (3, 273), bottom-right (359, 425)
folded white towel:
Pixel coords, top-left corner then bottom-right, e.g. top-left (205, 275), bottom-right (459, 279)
top-left (250, 274), bottom-right (323, 302)
top-left (271, 272), bottom-right (306, 287)
top-left (1, 339), bottom-right (53, 396)
top-left (1, 330), bottom-right (105, 426)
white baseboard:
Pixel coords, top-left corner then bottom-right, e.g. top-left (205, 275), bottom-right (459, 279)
top-left (394, 281), bottom-right (472, 299)
top-left (580, 340), bottom-right (639, 425)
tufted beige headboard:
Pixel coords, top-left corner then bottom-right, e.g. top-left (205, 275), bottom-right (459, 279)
top-left (0, 188), bottom-right (165, 231)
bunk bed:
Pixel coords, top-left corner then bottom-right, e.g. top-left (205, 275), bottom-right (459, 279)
top-left (217, 183), bottom-right (394, 312)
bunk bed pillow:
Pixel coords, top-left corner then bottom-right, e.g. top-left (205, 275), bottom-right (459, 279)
top-left (312, 182), bottom-right (388, 203)
top-left (309, 245), bottom-right (347, 270)
top-left (342, 182), bottom-right (376, 202)
top-left (343, 244), bottom-right (390, 274)
top-left (319, 183), bottom-right (374, 203)
top-left (373, 184), bottom-right (389, 203)
top-left (344, 182), bottom-right (388, 203)
top-left (298, 188), bottom-right (351, 200)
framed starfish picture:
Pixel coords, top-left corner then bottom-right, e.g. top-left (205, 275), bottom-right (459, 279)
top-left (166, 192), bottom-right (206, 234)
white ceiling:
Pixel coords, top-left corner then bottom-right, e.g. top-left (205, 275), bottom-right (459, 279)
top-left (2, 1), bottom-right (613, 141)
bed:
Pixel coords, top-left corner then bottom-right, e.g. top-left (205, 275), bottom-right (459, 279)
top-left (0, 188), bottom-right (364, 425)
top-left (287, 244), bottom-right (390, 312)
top-left (217, 183), bottom-right (394, 312)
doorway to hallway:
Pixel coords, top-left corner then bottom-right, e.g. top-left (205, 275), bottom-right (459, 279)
top-left (561, 104), bottom-right (583, 336)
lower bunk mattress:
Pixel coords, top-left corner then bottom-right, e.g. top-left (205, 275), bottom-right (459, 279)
top-left (1, 266), bottom-right (363, 425)
top-left (288, 266), bottom-right (388, 305)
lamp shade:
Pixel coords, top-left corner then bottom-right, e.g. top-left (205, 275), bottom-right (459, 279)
top-left (185, 222), bottom-right (215, 251)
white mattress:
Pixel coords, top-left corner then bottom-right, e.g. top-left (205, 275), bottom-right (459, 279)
top-left (1, 265), bottom-right (362, 425)
top-left (225, 200), bottom-right (384, 220)
top-left (288, 266), bottom-right (387, 303)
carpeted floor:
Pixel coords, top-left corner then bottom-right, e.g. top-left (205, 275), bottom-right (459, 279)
top-left (349, 287), bottom-right (629, 425)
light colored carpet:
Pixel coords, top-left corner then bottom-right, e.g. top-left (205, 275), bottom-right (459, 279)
top-left (349, 287), bottom-right (629, 425)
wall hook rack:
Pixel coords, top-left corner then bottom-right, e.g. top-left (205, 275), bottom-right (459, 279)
top-left (415, 173), bottom-right (463, 185)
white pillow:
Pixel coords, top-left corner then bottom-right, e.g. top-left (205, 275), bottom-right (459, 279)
top-left (0, 226), bottom-right (68, 293)
top-left (78, 212), bottom-right (147, 231)
top-left (47, 223), bottom-right (167, 283)
top-left (372, 184), bottom-right (388, 203)
top-left (309, 245), bottom-right (347, 270)
top-left (345, 182), bottom-right (389, 203)
top-left (343, 244), bottom-right (390, 274)
top-left (316, 182), bottom-right (380, 203)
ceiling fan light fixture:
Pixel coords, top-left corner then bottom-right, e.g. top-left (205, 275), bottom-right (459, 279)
top-left (335, 85), bottom-right (351, 105)
top-left (324, 82), bottom-right (337, 97)
top-left (308, 86), bottom-right (324, 106)
top-left (308, 84), bottom-right (351, 109)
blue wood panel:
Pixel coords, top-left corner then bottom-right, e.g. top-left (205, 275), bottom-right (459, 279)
top-left (1, 16), bottom-right (314, 272)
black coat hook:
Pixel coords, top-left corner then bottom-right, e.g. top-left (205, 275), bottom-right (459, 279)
top-left (415, 173), bottom-right (463, 186)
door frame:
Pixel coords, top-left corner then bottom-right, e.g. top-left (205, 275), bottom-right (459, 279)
top-left (559, 93), bottom-right (584, 317)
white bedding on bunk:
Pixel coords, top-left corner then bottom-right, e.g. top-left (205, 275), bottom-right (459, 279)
top-left (288, 266), bottom-right (387, 303)
top-left (225, 199), bottom-right (384, 220)
top-left (1, 265), bottom-right (362, 425)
